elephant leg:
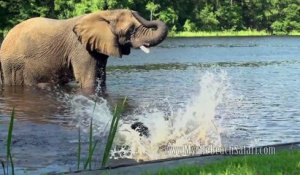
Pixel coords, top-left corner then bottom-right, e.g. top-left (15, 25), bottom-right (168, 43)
top-left (96, 57), bottom-right (108, 87)
top-left (71, 58), bottom-right (97, 90)
top-left (1, 62), bottom-right (12, 85)
top-left (13, 66), bottom-right (24, 85)
top-left (1, 60), bottom-right (25, 85)
top-left (23, 67), bottom-right (37, 86)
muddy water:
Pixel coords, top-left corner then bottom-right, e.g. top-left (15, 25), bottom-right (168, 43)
top-left (1, 36), bottom-right (300, 174)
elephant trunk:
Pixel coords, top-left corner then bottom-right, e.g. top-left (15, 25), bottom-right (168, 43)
top-left (131, 12), bottom-right (168, 48)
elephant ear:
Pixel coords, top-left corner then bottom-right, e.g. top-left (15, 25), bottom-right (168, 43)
top-left (73, 12), bottom-right (121, 57)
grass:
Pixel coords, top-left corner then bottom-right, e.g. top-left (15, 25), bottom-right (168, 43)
top-left (1, 161), bottom-right (5, 175)
top-left (83, 118), bottom-right (98, 170)
top-left (285, 31), bottom-right (300, 36)
top-left (1, 108), bottom-right (15, 175)
top-left (102, 97), bottom-right (127, 167)
top-left (169, 30), bottom-right (300, 37)
top-left (76, 97), bottom-right (127, 171)
top-left (77, 127), bottom-right (81, 171)
top-left (144, 150), bottom-right (300, 175)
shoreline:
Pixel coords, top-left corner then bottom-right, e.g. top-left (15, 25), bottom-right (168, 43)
top-left (168, 30), bottom-right (300, 37)
top-left (1, 31), bottom-right (300, 41)
top-left (69, 142), bottom-right (300, 175)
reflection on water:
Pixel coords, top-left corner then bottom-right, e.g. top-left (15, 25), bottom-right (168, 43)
top-left (0, 36), bottom-right (300, 174)
top-left (0, 86), bottom-right (73, 124)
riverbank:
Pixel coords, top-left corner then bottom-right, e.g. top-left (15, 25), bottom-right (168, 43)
top-left (70, 142), bottom-right (300, 175)
top-left (168, 30), bottom-right (300, 37)
top-left (146, 149), bottom-right (300, 175)
top-left (1, 30), bottom-right (300, 41)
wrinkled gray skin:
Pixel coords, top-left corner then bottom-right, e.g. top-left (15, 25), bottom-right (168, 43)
top-left (0, 9), bottom-right (168, 91)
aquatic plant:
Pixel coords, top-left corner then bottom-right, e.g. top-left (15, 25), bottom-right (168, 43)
top-left (3, 108), bottom-right (15, 175)
top-left (102, 97), bottom-right (127, 167)
top-left (84, 117), bottom-right (98, 170)
top-left (77, 100), bottom-right (101, 170)
top-left (77, 127), bottom-right (81, 171)
top-left (76, 97), bottom-right (127, 170)
top-left (1, 160), bottom-right (5, 175)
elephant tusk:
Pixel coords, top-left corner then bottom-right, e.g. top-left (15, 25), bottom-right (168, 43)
top-left (140, 45), bottom-right (150, 54)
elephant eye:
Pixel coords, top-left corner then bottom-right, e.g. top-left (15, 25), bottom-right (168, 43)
top-left (132, 28), bottom-right (137, 35)
top-left (128, 25), bottom-right (136, 35)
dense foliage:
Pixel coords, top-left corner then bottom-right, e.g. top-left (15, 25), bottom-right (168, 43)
top-left (0, 0), bottom-right (299, 38)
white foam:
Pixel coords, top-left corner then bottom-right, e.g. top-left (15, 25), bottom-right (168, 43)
top-left (71, 71), bottom-right (232, 161)
top-left (70, 95), bottom-right (112, 134)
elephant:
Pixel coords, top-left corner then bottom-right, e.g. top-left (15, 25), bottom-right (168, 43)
top-left (0, 9), bottom-right (168, 90)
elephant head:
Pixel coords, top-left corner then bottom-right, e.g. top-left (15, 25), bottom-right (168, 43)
top-left (73, 9), bottom-right (168, 57)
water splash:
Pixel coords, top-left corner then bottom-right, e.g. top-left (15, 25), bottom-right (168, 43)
top-left (113, 71), bottom-right (230, 160)
top-left (70, 95), bottom-right (112, 134)
top-left (71, 71), bottom-right (232, 161)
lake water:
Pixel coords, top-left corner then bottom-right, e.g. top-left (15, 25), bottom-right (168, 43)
top-left (1, 36), bottom-right (300, 174)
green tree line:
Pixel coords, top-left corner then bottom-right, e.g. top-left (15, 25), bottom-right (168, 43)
top-left (0, 0), bottom-right (299, 39)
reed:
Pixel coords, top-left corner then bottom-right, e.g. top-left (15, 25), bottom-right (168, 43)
top-left (101, 97), bottom-right (127, 167)
top-left (76, 97), bottom-right (127, 170)
top-left (78, 100), bottom-right (99, 170)
top-left (84, 118), bottom-right (99, 170)
top-left (5, 108), bottom-right (15, 175)
top-left (1, 160), bottom-right (5, 175)
top-left (76, 127), bottom-right (81, 171)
